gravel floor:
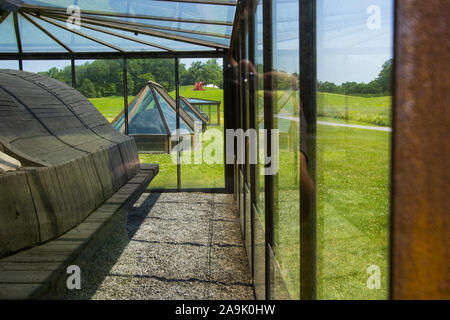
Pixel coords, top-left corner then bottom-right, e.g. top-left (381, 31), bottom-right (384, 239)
top-left (65, 193), bottom-right (254, 300)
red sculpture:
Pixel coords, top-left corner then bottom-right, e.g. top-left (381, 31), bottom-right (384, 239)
top-left (194, 81), bottom-right (205, 91)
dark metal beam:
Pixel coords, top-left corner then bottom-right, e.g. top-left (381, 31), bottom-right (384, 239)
top-left (20, 13), bottom-right (73, 53)
top-left (22, 4), bottom-right (233, 26)
top-left (247, 0), bottom-right (257, 282)
top-left (263, 0), bottom-right (274, 300)
top-left (38, 13), bottom-right (173, 52)
top-left (299, 0), bottom-right (317, 300)
top-left (36, 15), bottom-right (124, 52)
top-left (123, 57), bottom-right (129, 135)
top-left (175, 57), bottom-right (181, 190)
top-left (12, 12), bottom-right (22, 70)
top-left (41, 10), bottom-right (231, 39)
top-left (154, 0), bottom-right (237, 6)
top-left (71, 59), bottom-right (76, 89)
top-left (34, 11), bottom-right (228, 50)
top-left (0, 11), bottom-right (10, 24)
top-left (0, 50), bottom-right (226, 60)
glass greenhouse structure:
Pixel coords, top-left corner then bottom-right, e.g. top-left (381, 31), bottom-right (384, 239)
top-left (112, 81), bottom-right (207, 153)
top-left (0, 0), bottom-right (448, 302)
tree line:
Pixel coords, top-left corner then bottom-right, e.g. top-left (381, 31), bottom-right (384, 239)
top-left (318, 59), bottom-right (392, 96)
top-left (39, 58), bottom-right (223, 98)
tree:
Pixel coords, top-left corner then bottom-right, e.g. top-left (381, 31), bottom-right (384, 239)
top-left (134, 72), bottom-right (155, 95)
top-left (79, 78), bottom-right (97, 98)
top-left (374, 59), bottom-right (392, 94)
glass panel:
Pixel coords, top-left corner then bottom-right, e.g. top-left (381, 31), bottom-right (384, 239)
top-left (272, 0), bottom-right (300, 300)
top-left (179, 98), bottom-right (204, 123)
top-left (32, 17), bottom-right (116, 52)
top-left (23, 0), bottom-right (236, 23)
top-left (316, 0), bottom-right (393, 299)
top-left (253, 204), bottom-right (266, 300)
top-left (268, 244), bottom-right (291, 299)
top-left (0, 14), bottom-right (18, 53)
top-left (178, 58), bottom-right (225, 189)
top-left (18, 14), bottom-right (67, 52)
top-left (74, 59), bottom-right (125, 123)
top-left (239, 170), bottom-right (244, 236)
top-left (143, 28), bottom-right (230, 47)
top-left (104, 16), bottom-right (233, 36)
top-left (0, 60), bottom-right (19, 70)
top-left (245, 185), bottom-right (252, 271)
top-left (255, 0), bottom-right (265, 223)
top-left (154, 90), bottom-right (191, 135)
top-left (135, 58), bottom-right (177, 189)
top-left (75, 22), bottom-right (217, 52)
top-left (22, 60), bottom-right (72, 86)
top-left (115, 86), bottom-right (168, 135)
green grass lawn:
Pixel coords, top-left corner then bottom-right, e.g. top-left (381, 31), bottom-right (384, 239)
top-left (89, 96), bottom-right (135, 123)
top-left (316, 123), bottom-right (390, 299)
top-left (317, 92), bottom-right (391, 126)
top-left (89, 89), bottom-right (390, 300)
top-left (168, 86), bottom-right (225, 125)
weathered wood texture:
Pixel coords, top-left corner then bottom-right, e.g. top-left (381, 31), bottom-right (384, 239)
top-left (392, 0), bottom-right (450, 299)
top-left (0, 163), bottom-right (158, 299)
top-left (0, 69), bottom-right (141, 258)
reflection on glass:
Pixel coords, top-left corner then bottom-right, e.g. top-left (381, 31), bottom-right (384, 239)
top-left (255, 0), bottom-right (265, 223)
top-left (316, 0), bottom-right (393, 299)
top-left (272, 0), bottom-right (301, 300)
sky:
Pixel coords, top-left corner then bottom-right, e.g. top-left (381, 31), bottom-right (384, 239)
top-left (316, 0), bottom-right (394, 84)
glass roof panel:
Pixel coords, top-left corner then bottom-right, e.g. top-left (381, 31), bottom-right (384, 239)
top-left (17, 14), bottom-right (68, 52)
top-left (29, 16), bottom-right (117, 52)
top-left (22, 0), bottom-right (236, 24)
top-left (154, 90), bottom-right (192, 135)
top-left (0, 0), bottom-right (234, 53)
top-left (114, 86), bottom-right (169, 135)
top-left (0, 14), bottom-right (18, 53)
top-left (180, 98), bottom-right (204, 123)
top-left (89, 23), bottom-right (221, 52)
top-left (106, 17), bottom-right (233, 36)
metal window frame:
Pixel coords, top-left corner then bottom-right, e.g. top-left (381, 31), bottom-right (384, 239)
top-left (262, 0), bottom-right (274, 300)
top-left (12, 12), bottom-right (23, 70)
top-left (299, 0), bottom-right (317, 300)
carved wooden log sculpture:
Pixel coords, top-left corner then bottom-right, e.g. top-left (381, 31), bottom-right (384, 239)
top-left (0, 69), bottom-right (140, 258)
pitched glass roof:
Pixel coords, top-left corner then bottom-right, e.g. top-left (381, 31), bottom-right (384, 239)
top-left (0, 0), bottom-right (236, 54)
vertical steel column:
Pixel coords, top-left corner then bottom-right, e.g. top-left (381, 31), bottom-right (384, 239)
top-left (248, 0), bottom-right (257, 280)
top-left (299, 0), bottom-right (317, 300)
top-left (240, 12), bottom-right (248, 245)
top-left (123, 56), bottom-right (129, 135)
top-left (224, 53), bottom-right (235, 193)
top-left (175, 58), bottom-right (181, 190)
top-left (263, 0), bottom-right (274, 300)
top-left (13, 13), bottom-right (23, 71)
top-left (71, 59), bottom-right (76, 89)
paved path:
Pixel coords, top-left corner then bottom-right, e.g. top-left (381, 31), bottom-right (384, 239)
top-left (65, 193), bottom-right (254, 300)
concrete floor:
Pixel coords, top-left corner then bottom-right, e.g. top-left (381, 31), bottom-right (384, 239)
top-left (65, 193), bottom-right (254, 300)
